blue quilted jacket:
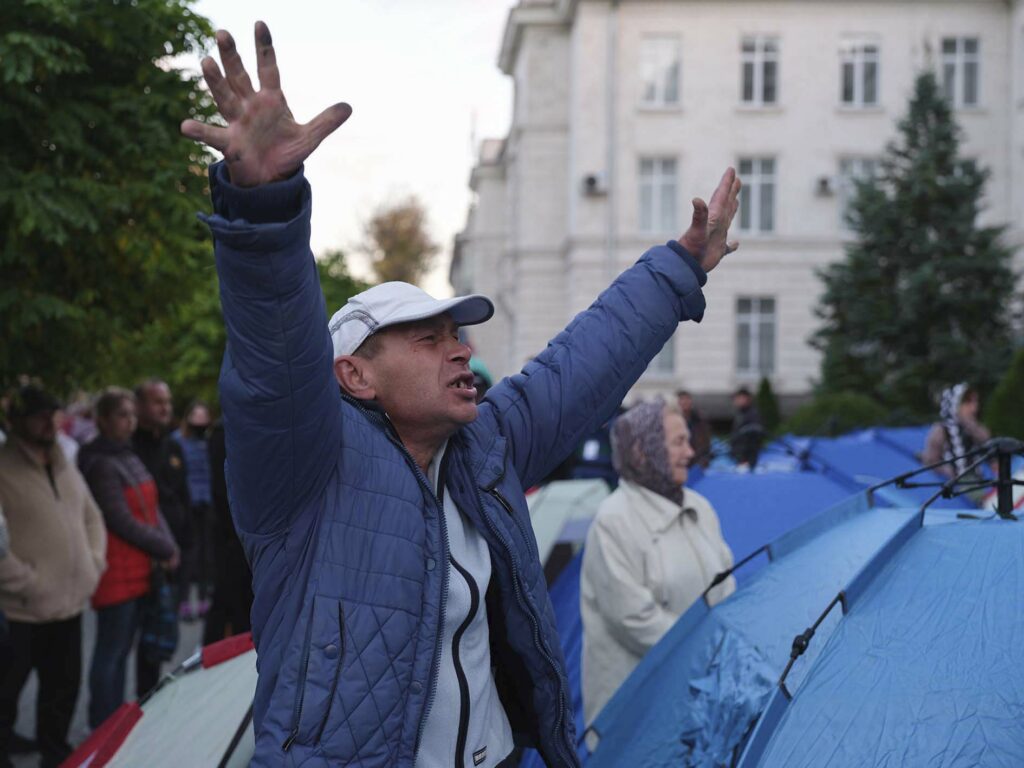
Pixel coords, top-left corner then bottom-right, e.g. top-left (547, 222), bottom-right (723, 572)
top-left (203, 162), bottom-right (708, 767)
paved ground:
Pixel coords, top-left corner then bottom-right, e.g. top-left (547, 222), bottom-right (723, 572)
top-left (11, 609), bottom-right (205, 767)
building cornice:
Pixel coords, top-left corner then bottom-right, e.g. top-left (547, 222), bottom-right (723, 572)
top-left (498, 2), bottom-right (573, 75)
top-left (469, 163), bottom-right (505, 192)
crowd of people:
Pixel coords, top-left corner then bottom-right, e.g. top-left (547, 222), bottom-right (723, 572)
top-left (0, 362), bottom-right (748, 768)
top-left (0, 367), bottom-right (981, 768)
top-left (0, 381), bottom-right (252, 768)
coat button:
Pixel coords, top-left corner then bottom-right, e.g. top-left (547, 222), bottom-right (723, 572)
top-left (411, 681), bottom-right (423, 694)
top-left (426, 558), bottom-right (436, 571)
top-left (324, 644), bottom-right (339, 660)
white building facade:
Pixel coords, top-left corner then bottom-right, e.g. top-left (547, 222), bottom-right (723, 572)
top-left (452, 0), bottom-right (1024, 415)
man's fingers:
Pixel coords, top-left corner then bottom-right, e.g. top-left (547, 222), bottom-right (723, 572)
top-left (724, 240), bottom-right (740, 256)
top-left (709, 167), bottom-right (737, 207)
top-left (216, 29), bottom-right (256, 99)
top-left (305, 103), bottom-right (354, 150)
top-left (201, 56), bottom-right (241, 120)
top-left (254, 21), bottom-right (281, 91)
top-left (180, 119), bottom-right (230, 152)
top-left (690, 197), bottom-right (708, 229)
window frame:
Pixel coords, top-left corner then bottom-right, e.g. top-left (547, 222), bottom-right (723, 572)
top-left (839, 38), bottom-right (880, 108)
top-left (735, 296), bottom-right (777, 378)
top-left (941, 36), bottom-right (981, 109)
top-left (639, 35), bottom-right (682, 109)
top-left (638, 156), bottom-right (679, 234)
top-left (741, 35), bottom-right (780, 107)
top-left (737, 156), bottom-right (777, 234)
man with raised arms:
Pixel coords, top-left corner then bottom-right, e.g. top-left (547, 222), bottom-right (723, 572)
top-left (181, 21), bottom-right (740, 768)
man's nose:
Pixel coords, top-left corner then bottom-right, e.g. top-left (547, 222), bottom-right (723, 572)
top-left (448, 340), bottom-right (471, 364)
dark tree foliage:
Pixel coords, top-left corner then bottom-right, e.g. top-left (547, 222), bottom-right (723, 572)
top-left (780, 392), bottom-right (890, 438)
top-left (985, 346), bottom-right (1024, 440)
top-left (0, 0), bottom-right (217, 394)
top-left (813, 72), bottom-right (1016, 418)
top-left (109, 250), bottom-right (367, 407)
top-left (317, 249), bottom-right (369, 319)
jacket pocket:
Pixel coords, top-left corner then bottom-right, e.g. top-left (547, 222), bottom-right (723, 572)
top-left (314, 600), bottom-right (345, 743)
top-left (283, 595), bottom-right (345, 751)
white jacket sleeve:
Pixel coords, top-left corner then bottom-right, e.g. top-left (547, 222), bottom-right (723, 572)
top-left (586, 517), bottom-right (677, 656)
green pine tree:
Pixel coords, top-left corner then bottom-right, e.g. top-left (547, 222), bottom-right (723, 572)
top-left (985, 346), bottom-right (1024, 440)
top-left (812, 72), bottom-right (1016, 418)
top-left (0, 0), bottom-right (217, 394)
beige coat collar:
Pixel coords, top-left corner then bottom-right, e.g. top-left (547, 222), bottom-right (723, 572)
top-left (619, 479), bottom-right (688, 534)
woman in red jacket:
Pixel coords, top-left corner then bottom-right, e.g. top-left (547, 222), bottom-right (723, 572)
top-left (78, 388), bottom-right (179, 729)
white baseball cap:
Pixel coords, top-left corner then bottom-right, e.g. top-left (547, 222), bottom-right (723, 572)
top-left (328, 281), bottom-right (494, 359)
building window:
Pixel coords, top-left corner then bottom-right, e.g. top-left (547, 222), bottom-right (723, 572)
top-left (838, 157), bottom-right (879, 228)
top-left (941, 37), bottom-right (980, 108)
top-left (638, 157), bottom-right (678, 233)
top-left (736, 297), bottom-right (776, 376)
top-left (650, 336), bottom-right (676, 375)
top-left (741, 36), bottom-right (779, 106)
top-left (840, 40), bottom-right (879, 107)
top-left (737, 157), bottom-right (775, 233)
top-left (640, 36), bottom-right (681, 107)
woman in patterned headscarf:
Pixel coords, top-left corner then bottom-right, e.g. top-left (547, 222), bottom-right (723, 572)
top-left (579, 398), bottom-right (735, 727)
top-left (922, 383), bottom-right (991, 480)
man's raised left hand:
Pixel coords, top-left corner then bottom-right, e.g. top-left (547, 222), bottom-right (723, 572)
top-left (678, 168), bottom-right (742, 273)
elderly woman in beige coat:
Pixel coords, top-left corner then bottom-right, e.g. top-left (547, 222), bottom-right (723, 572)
top-left (580, 399), bottom-right (735, 727)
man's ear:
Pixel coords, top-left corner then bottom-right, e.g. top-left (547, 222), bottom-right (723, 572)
top-left (334, 356), bottom-right (377, 401)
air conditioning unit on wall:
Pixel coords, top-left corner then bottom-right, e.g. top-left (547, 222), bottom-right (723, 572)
top-left (582, 171), bottom-right (609, 197)
top-left (815, 175), bottom-right (836, 197)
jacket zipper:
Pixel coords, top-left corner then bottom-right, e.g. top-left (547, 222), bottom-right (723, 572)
top-left (282, 598), bottom-right (319, 751)
top-left (482, 487), bottom-right (576, 766)
top-left (449, 556), bottom-right (481, 768)
top-left (336, 397), bottom-right (563, 762)
top-left (356, 408), bottom-right (450, 758)
top-left (314, 602), bottom-right (346, 744)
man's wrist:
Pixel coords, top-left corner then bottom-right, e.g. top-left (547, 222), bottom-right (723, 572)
top-left (667, 241), bottom-right (708, 287)
top-left (209, 160), bottom-right (305, 224)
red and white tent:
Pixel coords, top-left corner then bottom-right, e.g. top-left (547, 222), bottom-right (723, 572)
top-left (61, 633), bottom-right (257, 768)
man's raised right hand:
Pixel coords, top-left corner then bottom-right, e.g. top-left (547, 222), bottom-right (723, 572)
top-left (180, 21), bottom-right (351, 188)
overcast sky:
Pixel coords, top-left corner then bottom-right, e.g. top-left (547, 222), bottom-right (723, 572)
top-left (185, 0), bottom-right (516, 297)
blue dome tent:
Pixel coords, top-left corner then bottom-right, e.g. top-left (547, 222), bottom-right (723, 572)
top-left (518, 430), bottom-right (1014, 768)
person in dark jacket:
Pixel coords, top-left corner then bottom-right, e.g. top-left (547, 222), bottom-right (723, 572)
top-left (180, 23), bottom-right (740, 767)
top-left (132, 379), bottom-right (190, 559)
top-left (201, 420), bottom-right (252, 644)
top-left (78, 388), bottom-right (179, 729)
top-left (730, 387), bottom-right (764, 469)
top-left (171, 401), bottom-right (214, 620)
top-left (676, 390), bottom-right (712, 468)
